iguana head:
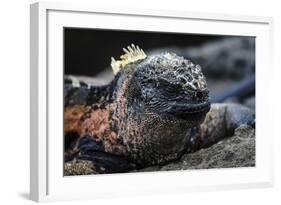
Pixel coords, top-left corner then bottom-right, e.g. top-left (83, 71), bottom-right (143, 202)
top-left (110, 44), bottom-right (210, 165)
top-left (111, 44), bottom-right (210, 126)
top-left (138, 53), bottom-right (210, 123)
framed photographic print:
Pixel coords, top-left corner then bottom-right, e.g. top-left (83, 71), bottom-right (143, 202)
top-left (30, 2), bottom-right (274, 202)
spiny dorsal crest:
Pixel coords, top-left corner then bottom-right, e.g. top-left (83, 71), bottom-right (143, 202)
top-left (111, 44), bottom-right (147, 74)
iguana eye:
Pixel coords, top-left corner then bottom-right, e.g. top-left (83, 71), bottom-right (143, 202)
top-left (158, 78), bottom-right (182, 97)
top-left (158, 78), bottom-right (170, 87)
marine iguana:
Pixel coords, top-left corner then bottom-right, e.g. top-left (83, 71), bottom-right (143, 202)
top-left (64, 44), bottom-right (255, 174)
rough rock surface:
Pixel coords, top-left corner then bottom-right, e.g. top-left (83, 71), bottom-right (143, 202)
top-left (64, 160), bottom-right (97, 175)
top-left (139, 124), bottom-right (255, 172)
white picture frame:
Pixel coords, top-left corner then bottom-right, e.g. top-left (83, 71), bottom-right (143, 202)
top-left (30, 1), bottom-right (274, 202)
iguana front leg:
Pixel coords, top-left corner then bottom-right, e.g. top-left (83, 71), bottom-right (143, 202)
top-left (65, 136), bottom-right (137, 175)
top-left (186, 103), bottom-right (255, 152)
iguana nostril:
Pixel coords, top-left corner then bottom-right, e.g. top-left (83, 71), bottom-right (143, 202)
top-left (196, 91), bottom-right (203, 99)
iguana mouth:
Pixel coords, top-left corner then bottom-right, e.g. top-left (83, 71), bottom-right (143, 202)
top-left (165, 101), bottom-right (211, 115)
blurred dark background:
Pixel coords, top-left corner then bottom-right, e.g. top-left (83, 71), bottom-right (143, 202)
top-left (64, 28), bottom-right (219, 76)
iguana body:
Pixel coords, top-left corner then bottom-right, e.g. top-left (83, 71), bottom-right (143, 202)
top-left (64, 44), bottom-right (255, 174)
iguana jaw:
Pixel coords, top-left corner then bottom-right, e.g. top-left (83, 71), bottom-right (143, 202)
top-left (160, 101), bottom-right (210, 126)
top-left (165, 101), bottom-right (211, 115)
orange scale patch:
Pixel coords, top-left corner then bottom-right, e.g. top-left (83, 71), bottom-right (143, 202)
top-left (64, 105), bottom-right (91, 134)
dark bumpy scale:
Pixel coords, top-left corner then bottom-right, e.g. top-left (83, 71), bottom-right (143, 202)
top-left (64, 48), bottom-right (255, 174)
